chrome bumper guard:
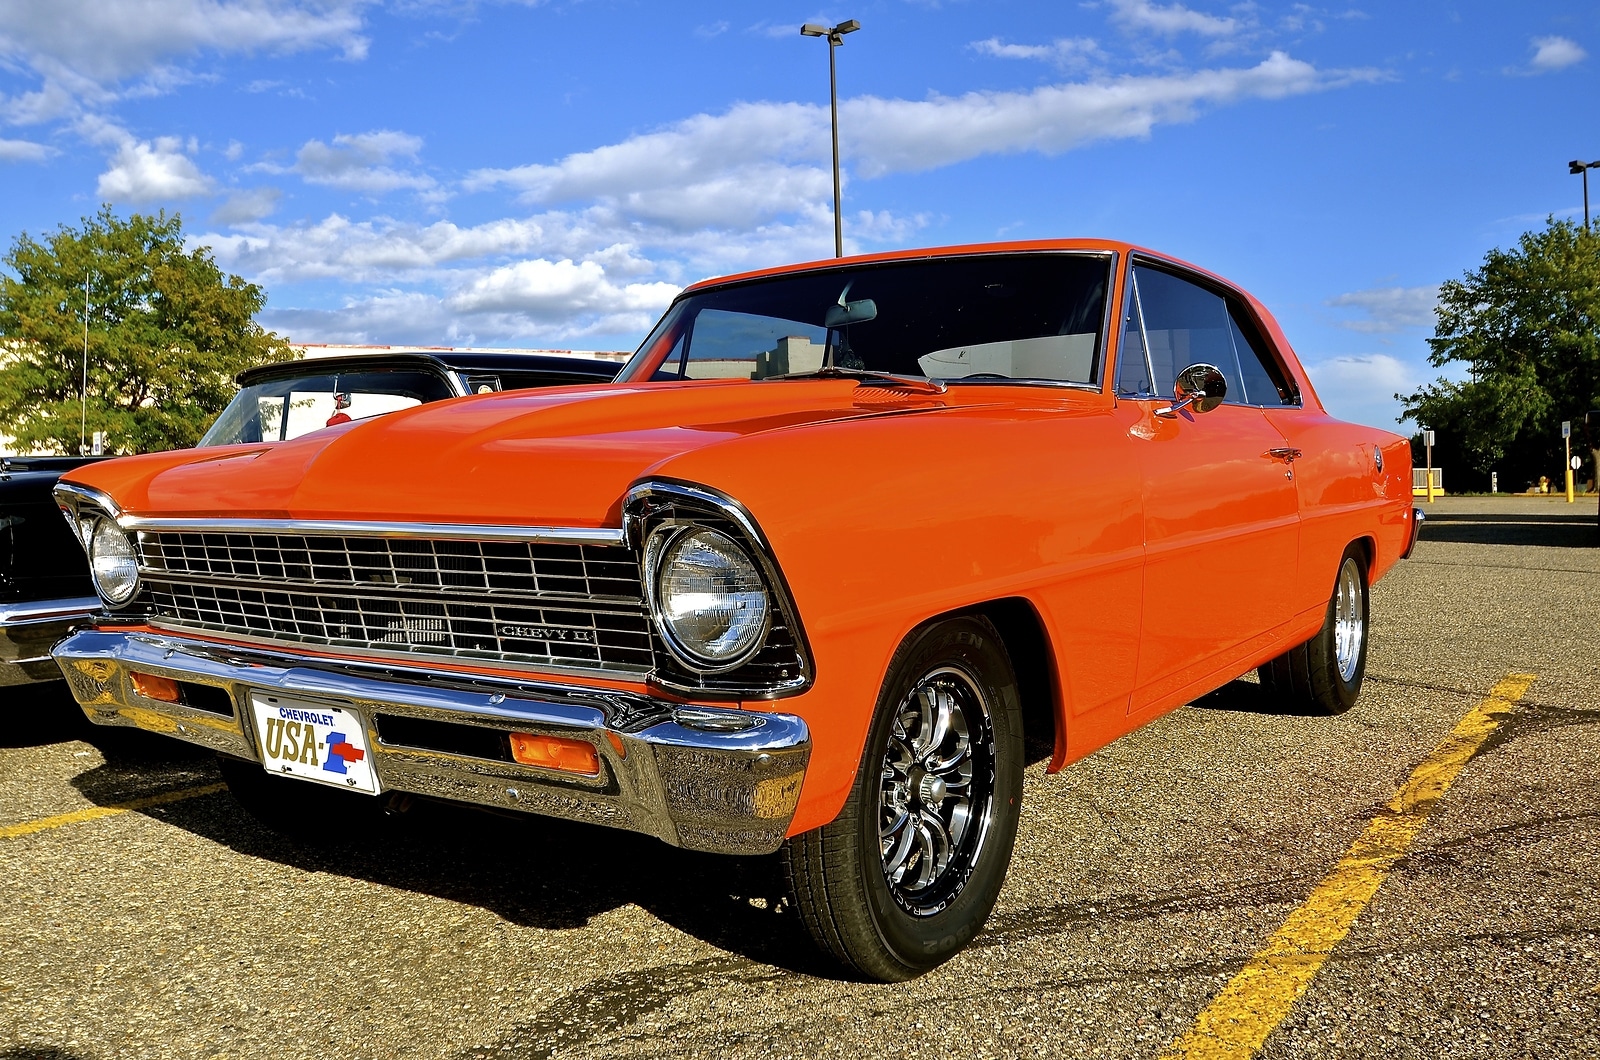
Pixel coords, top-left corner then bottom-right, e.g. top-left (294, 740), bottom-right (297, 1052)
top-left (51, 628), bottom-right (811, 855)
top-left (1, 597), bottom-right (101, 687)
top-left (1400, 506), bottom-right (1425, 559)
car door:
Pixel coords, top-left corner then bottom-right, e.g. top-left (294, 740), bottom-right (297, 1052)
top-left (1116, 261), bottom-right (1302, 711)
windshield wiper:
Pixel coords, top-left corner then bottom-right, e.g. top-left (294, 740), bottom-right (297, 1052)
top-left (767, 365), bottom-right (947, 394)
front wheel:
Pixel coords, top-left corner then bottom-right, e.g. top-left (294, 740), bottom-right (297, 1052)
top-left (1259, 544), bottom-right (1370, 715)
top-left (782, 615), bottom-right (1024, 981)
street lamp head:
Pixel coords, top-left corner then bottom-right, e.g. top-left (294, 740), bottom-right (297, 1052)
top-left (800, 23), bottom-right (827, 36)
top-left (1573, 160), bottom-right (1588, 174)
top-left (835, 19), bottom-right (861, 35)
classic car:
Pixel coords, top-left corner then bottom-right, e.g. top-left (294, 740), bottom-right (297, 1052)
top-left (50, 240), bottom-right (1423, 980)
top-left (0, 350), bottom-right (620, 686)
top-left (1, 456), bottom-right (104, 686)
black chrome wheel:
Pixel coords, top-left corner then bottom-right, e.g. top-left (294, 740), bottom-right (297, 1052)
top-left (879, 666), bottom-right (997, 917)
top-left (783, 615), bottom-right (1024, 981)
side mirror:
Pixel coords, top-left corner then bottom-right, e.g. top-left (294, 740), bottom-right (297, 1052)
top-left (824, 298), bottom-right (877, 329)
top-left (1156, 363), bottom-right (1227, 418)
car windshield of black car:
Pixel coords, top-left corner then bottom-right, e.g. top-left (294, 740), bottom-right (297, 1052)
top-left (198, 369), bottom-right (457, 447)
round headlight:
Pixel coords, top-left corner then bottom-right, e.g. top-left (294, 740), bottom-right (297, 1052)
top-left (89, 518), bottom-right (139, 605)
top-left (649, 527), bottom-right (770, 669)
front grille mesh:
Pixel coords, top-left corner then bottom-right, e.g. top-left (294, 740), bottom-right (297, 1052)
top-left (136, 531), bottom-right (653, 672)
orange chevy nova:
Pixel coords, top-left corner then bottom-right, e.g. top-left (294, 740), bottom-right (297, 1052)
top-left (51, 239), bottom-right (1421, 980)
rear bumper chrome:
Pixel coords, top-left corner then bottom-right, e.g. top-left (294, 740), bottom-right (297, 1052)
top-left (1400, 506), bottom-right (1426, 559)
top-left (0, 597), bottom-right (101, 686)
top-left (51, 628), bottom-right (811, 855)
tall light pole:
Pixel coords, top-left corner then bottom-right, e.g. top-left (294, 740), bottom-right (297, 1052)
top-left (1571, 159), bottom-right (1600, 230)
top-left (81, 271), bottom-right (92, 457)
top-left (801, 19), bottom-right (860, 257)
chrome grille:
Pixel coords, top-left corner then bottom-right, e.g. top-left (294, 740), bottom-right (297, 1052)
top-left (135, 530), bottom-right (653, 673)
top-left (139, 532), bottom-right (642, 601)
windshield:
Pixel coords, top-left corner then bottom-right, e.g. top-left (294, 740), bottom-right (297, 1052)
top-left (199, 368), bottom-right (457, 447)
top-left (621, 253), bottom-right (1112, 386)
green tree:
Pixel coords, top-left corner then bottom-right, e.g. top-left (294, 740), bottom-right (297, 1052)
top-left (0, 206), bottom-right (296, 455)
top-left (1399, 217), bottom-right (1600, 491)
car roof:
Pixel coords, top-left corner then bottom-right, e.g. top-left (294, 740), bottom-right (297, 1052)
top-left (235, 351), bottom-right (622, 387)
top-left (678, 238), bottom-right (1243, 297)
top-left (679, 238), bottom-right (1131, 293)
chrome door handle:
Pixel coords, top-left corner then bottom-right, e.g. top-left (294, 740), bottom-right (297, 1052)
top-left (1266, 447), bottom-right (1302, 462)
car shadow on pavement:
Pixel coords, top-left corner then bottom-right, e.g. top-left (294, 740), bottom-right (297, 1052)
top-left (0, 682), bottom-right (212, 771)
top-left (1419, 510), bottom-right (1598, 548)
top-left (65, 754), bottom-right (838, 978)
top-left (1188, 676), bottom-right (1281, 714)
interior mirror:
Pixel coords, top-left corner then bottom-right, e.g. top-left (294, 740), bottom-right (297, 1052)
top-left (1173, 363), bottom-right (1226, 414)
top-left (824, 298), bottom-right (877, 329)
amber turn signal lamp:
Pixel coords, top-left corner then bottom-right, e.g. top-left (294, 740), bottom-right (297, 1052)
top-left (509, 732), bottom-right (600, 776)
top-left (130, 672), bottom-right (181, 703)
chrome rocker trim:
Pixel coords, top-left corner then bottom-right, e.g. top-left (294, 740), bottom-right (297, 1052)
top-left (0, 597), bottom-right (101, 686)
top-left (52, 628), bottom-right (811, 855)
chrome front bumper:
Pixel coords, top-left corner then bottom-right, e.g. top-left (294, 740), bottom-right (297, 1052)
top-left (51, 629), bottom-right (811, 855)
top-left (1, 597), bottom-right (100, 687)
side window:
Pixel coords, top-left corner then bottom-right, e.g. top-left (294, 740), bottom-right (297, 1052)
top-left (1129, 265), bottom-right (1241, 403)
top-left (1115, 268), bottom-right (1153, 396)
top-left (1226, 303), bottom-right (1299, 406)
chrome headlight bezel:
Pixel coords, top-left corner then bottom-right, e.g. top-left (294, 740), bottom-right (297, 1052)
top-left (644, 523), bottom-right (772, 673)
top-left (88, 517), bottom-right (140, 605)
top-left (54, 482), bottom-right (139, 608)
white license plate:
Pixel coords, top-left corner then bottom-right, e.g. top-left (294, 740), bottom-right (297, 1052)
top-left (249, 692), bottom-right (380, 795)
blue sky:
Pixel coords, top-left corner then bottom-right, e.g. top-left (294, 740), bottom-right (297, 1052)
top-left (0, 1), bottom-right (1595, 429)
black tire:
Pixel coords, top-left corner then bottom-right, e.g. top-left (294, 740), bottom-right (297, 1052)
top-left (781, 615), bottom-right (1024, 981)
top-left (216, 753), bottom-right (387, 839)
top-left (1259, 544), bottom-right (1370, 716)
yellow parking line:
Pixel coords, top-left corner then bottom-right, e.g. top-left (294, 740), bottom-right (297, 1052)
top-left (1160, 671), bottom-right (1537, 1060)
top-left (0, 782), bottom-right (227, 840)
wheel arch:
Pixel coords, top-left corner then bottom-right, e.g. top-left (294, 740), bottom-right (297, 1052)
top-left (968, 597), bottom-right (1063, 773)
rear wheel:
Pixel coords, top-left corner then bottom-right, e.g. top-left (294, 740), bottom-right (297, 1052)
top-left (782, 616), bottom-right (1024, 981)
top-left (1259, 544), bottom-right (1370, 715)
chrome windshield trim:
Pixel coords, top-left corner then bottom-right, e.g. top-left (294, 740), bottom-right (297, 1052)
top-left (118, 517), bottom-right (625, 547)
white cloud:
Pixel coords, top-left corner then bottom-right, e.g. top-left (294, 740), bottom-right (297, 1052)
top-left (849, 52), bottom-right (1375, 176)
top-left (0, 0), bottom-right (367, 115)
top-left (97, 134), bottom-right (214, 201)
top-left (465, 102), bottom-right (824, 230)
top-left (0, 138), bottom-right (54, 162)
top-left (258, 266), bottom-right (676, 346)
top-left (1528, 35), bottom-right (1586, 73)
top-left (1326, 284), bottom-right (1438, 333)
top-left (1109, 0), bottom-right (1238, 38)
top-left (292, 129), bottom-right (436, 193)
top-left (1301, 353), bottom-right (1420, 429)
top-left (468, 52), bottom-right (1376, 224)
top-left (448, 258), bottom-right (677, 319)
top-left (199, 213), bottom-right (550, 282)
top-left (210, 186), bottom-right (282, 224)
top-left (970, 37), bottom-right (1107, 71)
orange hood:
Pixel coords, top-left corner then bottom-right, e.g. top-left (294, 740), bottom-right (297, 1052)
top-left (64, 379), bottom-right (945, 526)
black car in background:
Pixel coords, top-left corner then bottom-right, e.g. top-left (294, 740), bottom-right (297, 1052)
top-left (0, 350), bottom-right (623, 686)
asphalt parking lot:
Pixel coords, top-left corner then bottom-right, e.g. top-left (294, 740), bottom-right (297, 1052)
top-left (3, 496), bottom-right (1597, 1060)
